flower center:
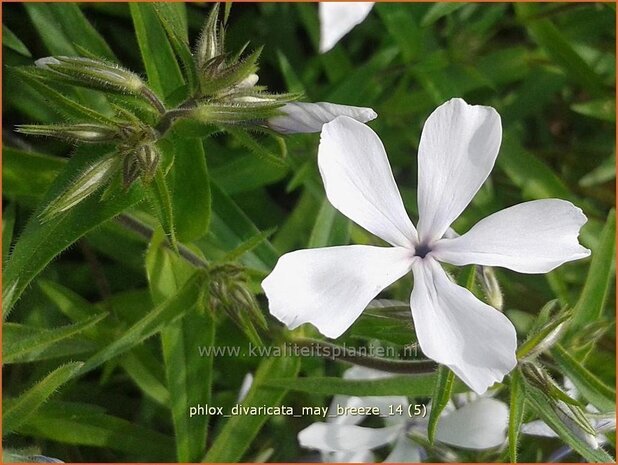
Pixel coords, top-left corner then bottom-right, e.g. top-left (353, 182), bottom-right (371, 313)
top-left (414, 243), bottom-right (432, 259)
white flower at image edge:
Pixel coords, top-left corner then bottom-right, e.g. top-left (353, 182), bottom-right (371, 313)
top-left (319, 2), bottom-right (375, 53)
top-left (298, 366), bottom-right (509, 462)
top-left (262, 98), bottom-right (591, 394)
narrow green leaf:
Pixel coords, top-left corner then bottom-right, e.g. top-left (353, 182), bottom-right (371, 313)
top-left (148, 167), bottom-right (178, 250)
top-left (3, 362), bottom-right (84, 435)
top-left (552, 344), bottom-right (615, 412)
top-left (508, 370), bottom-right (526, 462)
top-left (14, 69), bottom-right (116, 125)
top-left (265, 373), bottom-right (443, 397)
top-left (3, 324), bottom-right (97, 363)
top-left (580, 154), bottom-right (616, 187)
top-left (570, 209), bottom-right (615, 331)
top-left (3, 313), bottom-right (107, 364)
top-left (499, 134), bottom-right (577, 202)
top-left (3, 25), bottom-right (31, 57)
top-left (207, 182), bottom-right (280, 272)
top-left (169, 133), bottom-right (211, 242)
top-left (523, 376), bottom-right (614, 462)
top-left (153, 3), bottom-right (197, 93)
top-left (120, 347), bottom-right (170, 406)
top-left (79, 272), bottom-right (205, 375)
top-left (515, 3), bottom-right (606, 97)
top-left (308, 199), bottom-right (350, 248)
top-left (3, 147), bottom-right (64, 203)
top-left (26, 3), bottom-right (115, 59)
top-left (3, 149), bottom-right (144, 318)
top-left (17, 401), bottom-right (175, 460)
top-left (571, 99), bottom-right (616, 123)
top-left (421, 3), bottom-right (465, 26)
top-left (3, 203), bottom-right (16, 264)
top-left (204, 354), bottom-right (301, 462)
top-left (427, 366), bottom-right (455, 444)
top-left (130, 2), bottom-right (185, 103)
top-left (219, 228), bottom-right (276, 263)
top-left (146, 229), bottom-right (213, 461)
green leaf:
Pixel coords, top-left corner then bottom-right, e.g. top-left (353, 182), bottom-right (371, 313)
top-left (3, 203), bottom-right (16, 264)
top-left (523, 375), bottom-right (614, 462)
top-left (515, 3), bottom-right (606, 97)
top-left (207, 182), bottom-right (280, 272)
top-left (3, 25), bottom-right (31, 57)
top-left (13, 69), bottom-right (116, 125)
top-left (145, 229), bottom-right (214, 461)
top-left (148, 167), bottom-right (178, 250)
top-left (308, 198), bottom-right (350, 248)
top-left (265, 373), bottom-right (442, 397)
top-left (3, 150), bottom-right (144, 318)
top-left (427, 366), bottom-right (454, 444)
top-left (203, 354), bottom-right (301, 462)
top-left (17, 401), bottom-right (175, 460)
top-left (571, 99), bottom-right (616, 123)
top-left (580, 153), bottom-right (616, 187)
top-left (3, 313), bottom-right (107, 364)
top-left (499, 134), bottom-right (577, 202)
top-left (552, 344), bottom-right (615, 412)
top-left (130, 2), bottom-right (185, 103)
top-left (169, 133), bottom-right (211, 242)
top-left (3, 362), bottom-right (84, 435)
top-left (570, 209), bottom-right (615, 331)
top-left (25, 3), bottom-right (115, 60)
top-left (421, 3), bottom-right (465, 26)
top-left (153, 2), bottom-right (197, 93)
top-left (508, 370), bottom-right (526, 462)
top-left (79, 272), bottom-right (206, 375)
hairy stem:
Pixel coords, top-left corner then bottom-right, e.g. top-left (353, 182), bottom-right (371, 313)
top-left (115, 213), bottom-right (207, 269)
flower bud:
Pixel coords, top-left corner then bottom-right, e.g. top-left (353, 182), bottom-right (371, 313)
top-left (15, 123), bottom-right (120, 144)
top-left (196, 2), bottom-right (223, 70)
top-left (40, 154), bottom-right (119, 221)
top-left (35, 56), bottom-right (145, 94)
top-left (267, 102), bottom-right (377, 134)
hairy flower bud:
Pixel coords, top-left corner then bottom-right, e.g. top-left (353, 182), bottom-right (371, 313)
top-left (267, 102), bottom-right (377, 134)
top-left (40, 154), bottom-right (119, 221)
top-left (35, 56), bottom-right (144, 93)
top-left (15, 123), bottom-right (120, 144)
top-left (35, 56), bottom-right (165, 113)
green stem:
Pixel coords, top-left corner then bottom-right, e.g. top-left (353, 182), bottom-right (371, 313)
top-left (115, 213), bottom-right (207, 269)
top-left (291, 337), bottom-right (437, 374)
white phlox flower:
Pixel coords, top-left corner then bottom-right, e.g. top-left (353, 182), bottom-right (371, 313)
top-left (298, 366), bottom-right (509, 462)
top-left (319, 2), bottom-right (375, 53)
top-left (262, 98), bottom-right (591, 394)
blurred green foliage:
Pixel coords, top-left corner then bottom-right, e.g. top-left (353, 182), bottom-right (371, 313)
top-left (2, 2), bottom-right (615, 462)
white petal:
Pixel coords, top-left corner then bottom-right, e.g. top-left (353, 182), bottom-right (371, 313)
top-left (319, 116), bottom-right (418, 247)
top-left (324, 449), bottom-right (375, 463)
top-left (262, 245), bottom-right (413, 338)
top-left (417, 98), bottom-right (502, 243)
top-left (319, 2), bottom-right (375, 53)
top-left (299, 423), bottom-right (401, 452)
top-left (410, 257), bottom-right (517, 394)
top-left (383, 435), bottom-right (422, 463)
top-left (520, 420), bottom-right (558, 438)
top-left (268, 102), bottom-right (377, 134)
top-left (436, 398), bottom-right (508, 449)
top-left (433, 199), bottom-right (591, 273)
